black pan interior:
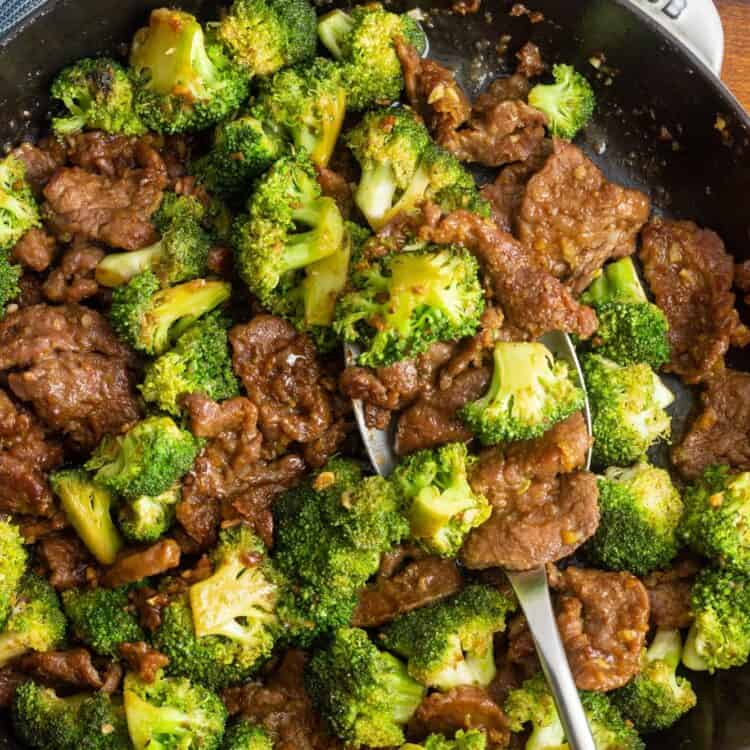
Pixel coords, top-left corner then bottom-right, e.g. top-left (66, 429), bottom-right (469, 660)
top-left (1, 0), bottom-right (750, 747)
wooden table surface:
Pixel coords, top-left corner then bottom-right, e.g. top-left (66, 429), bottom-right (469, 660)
top-left (717, 0), bottom-right (750, 110)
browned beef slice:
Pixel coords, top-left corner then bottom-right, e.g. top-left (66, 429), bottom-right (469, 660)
top-left (65, 132), bottom-right (144, 177)
top-left (517, 139), bottom-right (651, 294)
top-left (672, 369), bottom-right (750, 478)
top-left (230, 315), bottom-right (333, 448)
top-left (119, 642), bottom-right (170, 684)
top-left (352, 555), bottom-right (464, 627)
top-left (18, 511), bottom-right (68, 544)
top-left (0, 668), bottom-right (26, 707)
top-left (425, 210), bottom-right (598, 340)
top-left (642, 558), bottom-right (698, 630)
top-left (641, 219), bottom-right (749, 384)
top-left (222, 650), bottom-right (343, 750)
top-left (12, 228), bottom-right (58, 272)
top-left (462, 412), bottom-right (598, 570)
top-left (42, 241), bottom-right (104, 303)
top-left (315, 165), bottom-right (353, 219)
top-left (102, 540), bottom-right (181, 589)
top-left (735, 259), bottom-right (750, 297)
top-left (408, 686), bottom-right (510, 749)
top-left (11, 139), bottom-right (67, 195)
top-left (17, 648), bottom-right (104, 689)
top-left (551, 565), bottom-right (650, 691)
top-left (37, 532), bottom-right (96, 590)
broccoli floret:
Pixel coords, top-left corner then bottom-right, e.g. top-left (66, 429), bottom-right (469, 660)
top-left (581, 257), bottom-right (670, 369)
top-left (583, 353), bottom-right (674, 466)
top-left (50, 57), bottom-right (146, 137)
top-left (317, 5), bottom-right (426, 110)
top-left (505, 673), bottom-right (644, 750)
top-left (460, 341), bottom-right (585, 446)
top-left (96, 193), bottom-right (210, 287)
top-left (273, 458), bottom-right (409, 644)
top-left (110, 270), bottom-right (231, 355)
top-left (586, 462), bottom-right (683, 575)
top-left (0, 249), bottom-right (22, 318)
top-left (50, 469), bottom-right (122, 565)
top-left (214, 0), bottom-right (316, 77)
top-left (402, 731), bottom-right (488, 750)
top-left (392, 443), bottom-right (491, 557)
top-left (232, 153), bottom-right (345, 313)
top-left (347, 108), bottom-right (488, 230)
top-left (0, 572), bottom-right (66, 666)
top-left (193, 109), bottom-right (287, 198)
top-left (679, 465), bottom-right (750, 572)
top-left (528, 63), bottom-right (595, 140)
top-left (130, 9), bottom-right (249, 134)
top-left (682, 567), bottom-right (750, 672)
top-left (306, 627), bottom-right (426, 748)
top-left (0, 519), bottom-right (27, 629)
top-left (140, 313), bottom-right (239, 416)
top-left (124, 670), bottom-right (227, 750)
top-left (118, 485), bottom-right (180, 544)
top-left (614, 629), bottom-right (696, 733)
top-left (86, 416), bottom-right (200, 500)
top-left (13, 682), bottom-right (130, 750)
top-left (335, 245), bottom-right (484, 368)
top-left (222, 720), bottom-right (273, 750)
top-left (0, 155), bottom-right (40, 251)
top-left (259, 58), bottom-right (346, 167)
top-left (380, 585), bottom-right (516, 691)
top-left (62, 585), bottom-right (144, 657)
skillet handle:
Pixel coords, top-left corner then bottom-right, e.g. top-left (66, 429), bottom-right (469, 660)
top-left (623, 0), bottom-right (724, 75)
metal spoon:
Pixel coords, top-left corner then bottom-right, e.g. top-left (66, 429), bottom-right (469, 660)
top-left (345, 332), bottom-right (597, 750)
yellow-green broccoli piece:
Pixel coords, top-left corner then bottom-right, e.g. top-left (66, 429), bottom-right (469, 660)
top-left (528, 64), bottom-right (595, 140)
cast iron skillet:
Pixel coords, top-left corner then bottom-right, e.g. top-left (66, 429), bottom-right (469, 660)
top-left (1, 1), bottom-right (750, 747)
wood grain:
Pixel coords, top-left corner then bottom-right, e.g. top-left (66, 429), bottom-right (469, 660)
top-left (716, 0), bottom-right (750, 110)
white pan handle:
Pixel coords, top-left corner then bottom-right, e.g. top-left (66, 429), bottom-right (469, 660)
top-left (625, 0), bottom-right (724, 75)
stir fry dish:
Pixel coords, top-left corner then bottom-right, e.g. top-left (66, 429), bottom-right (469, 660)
top-left (1, 1), bottom-right (749, 748)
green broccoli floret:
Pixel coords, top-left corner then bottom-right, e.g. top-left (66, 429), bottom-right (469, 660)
top-left (110, 270), bottom-right (231, 355)
top-left (317, 4), bottom-right (426, 110)
top-left (49, 469), bottom-right (122, 565)
top-left (402, 731), bottom-right (488, 750)
top-left (124, 670), bottom-right (227, 750)
top-left (0, 572), bottom-right (66, 666)
top-left (347, 108), bottom-right (489, 230)
top-left (679, 465), bottom-right (750, 572)
top-left (614, 629), bottom-right (696, 733)
top-left (380, 585), bottom-right (516, 691)
top-left (581, 257), bottom-right (670, 369)
top-left (682, 567), bottom-right (750, 672)
top-left (50, 57), bottom-right (146, 137)
top-left (306, 627), bottom-right (426, 748)
top-left (193, 109), bottom-right (288, 198)
top-left (392, 443), bottom-right (490, 557)
top-left (140, 313), bottom-right (239, 416)
top-left (0, 519), bottom-right (27, 629)
top-left (586, 462), bottom-right (683, 575)
top-left (0, 249), bottom-right (22, 318)
top-left (528, 63), bottom-right (595, 140)
top-left (232, 152), bottom-right (345, 313)
top-left (214, 0), bottom-right (316, 77)
top-left (335, 245), bottom-right (484, 368)
top-left (85, 416), bottom-right (200, 500)
top-left (273, 458), bottom-right (409, 644)
top-left (96, 193), bottom-right (210, 288)
top-left (460, 341), bottom-right (585, 446)
top-left (62, 585), bottom-right (144, 657)
top-left (505, 673), bottom-right (644, 750)
top-left (0, 155), bottom-right (40, 251)
top-left (13, 682), bottom-right (130, 750)
top-left (583, 353), bottom-right (674, 467)
top-left (258, 58), bottom-right (346, 167)
top-left (222, 720), bottom-right (273, 750)
top-left (130, 8), bottom-right (249, 134)
top-left (118, 485), bottom-right (180, 544)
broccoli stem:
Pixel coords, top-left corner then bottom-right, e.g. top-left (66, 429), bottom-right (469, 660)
top-left (409, 486), bottom-right (476, 539)
top-left (96, 243), bottom-right (162, 287)
top-left (355, 162), bottom-right (399, 225)
top-left (647, 629), bottom-right (682, 670)
top-left (529, 717), bottom-right (566, 750)
top-left (0, 633), bottom-right (30, 666)
top-left (317, 10), bottom-right (355, 59)
top-left (124, 688), bottom-right (191, 749)
top-left (283, 198), bottom-right (343, 272)
top-left (682, 623), bottom-right (710, 672)
top-left (584, 257), bottom-right (647, 305)
top-left (381, 652), bottom-right (427, 723)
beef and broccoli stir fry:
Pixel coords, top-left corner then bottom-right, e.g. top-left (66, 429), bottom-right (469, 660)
top-left (0, 1), bottom-right (749, 748)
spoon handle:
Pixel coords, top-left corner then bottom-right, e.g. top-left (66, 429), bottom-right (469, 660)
top-left (507, 566), bottom-right (597, 750)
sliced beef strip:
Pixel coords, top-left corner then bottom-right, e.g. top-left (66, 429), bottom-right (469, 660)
top-left (15, 274), bottom-right (45, 310)
top-left (517, 139), bottom-right (651, 294)
top-left (119, 642), bottom-right (170, 684)
top-left (462, 412), bottom-right (598, 570)
top-left (230, 315), bottom-right (333, 449)
top-left (642, 558), bottom-right (699, 630)
top-left (672, 369), bottom-right (750, 478)
top-left (352, 555), bottom-right (464, 627)
top-left (10, 138), bottom-right (67, 196)
top-left (0, 668), bottom-right (26, 708)
top-left (101, 540), bottom-right (181, 589)
top-left (18, 511), bottom-right (68, 544)
top-left (640, 219), bottom-right (749, 384)
top-left (36, 532), bottom-right (97, 590)
top-left (408, 686), bottom-right (510, 750)
top-left (550, 565), bottom-right (650, 692)
top-left (42, 241), bottom-right (104, 304)
top-left (64, 131), bottom-right (142, 177)
top-left (16, 648), bottom-right (104, 689)
top-left (315, 166), bottom-right (353, 219)
top-left (12, 228), bottom-right (58, 273)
